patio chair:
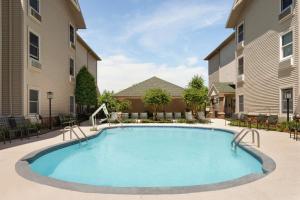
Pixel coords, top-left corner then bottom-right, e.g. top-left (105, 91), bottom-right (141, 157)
top-left (174, 112), bottom-right (182, 119)
top-left (0, 117), bottom-right (23, 143)
top-left (197, 112), bottom-right (205, 120)
top-left (131, 113), bottom-right (139, 119)
top-left (14, 117), bottom-right (38, 139)
top-left (238, 113), bottom-right (247, 127)
top-left (165, 113), bottom-right (173, 120)
top-left (256, 114), bottom-right (267, 129)
top-left (230, 113), bottom-right (239, 126)
top-left (121, 113), bottom-right (129, 120)
top-left (140, 113), bottom-right (148, 119)
top-left (185, 112), bottom-right (196, 122)
top-left (266, 115), bottom-right (278, 130)
top-left (157, 113), bottom-right (164, 120)
top-left (59, 114), bottom-right (76, 127)
top-left (0, 124), bottom-right (6, 144)
top-left (288, 121), bottom-right (298, 139)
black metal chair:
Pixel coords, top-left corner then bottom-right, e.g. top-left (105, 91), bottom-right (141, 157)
top-left (0, 117), bottom-right (23, 143)
top-left (266, 115), bottom-right (278, 130)
top-left (14, 117), bottom-right (39, 139)
top-left (238, 113), bottom-right (247, 127)
top-left (0, 123), bottom-right (6, 144)
top-left (288, 121), bottom-right (298, 139)
top-left (256, 114), bottom-right (267, 129)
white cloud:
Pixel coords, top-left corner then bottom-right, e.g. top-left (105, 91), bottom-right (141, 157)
top-left (97, 54), bottom-right (207, 93)
top-left (120, 1), bottom-right (229, 51)
top-left (186, 56), bottom-right (199, 66)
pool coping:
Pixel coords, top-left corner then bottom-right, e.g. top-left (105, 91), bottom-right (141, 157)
top-left (15, 125), bottom-right (276, 195)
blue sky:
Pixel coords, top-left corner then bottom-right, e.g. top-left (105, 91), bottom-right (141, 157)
top-left (78, 0), bottom-right (234, 92)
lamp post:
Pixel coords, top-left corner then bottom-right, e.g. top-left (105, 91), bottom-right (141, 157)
top-left (47, 92), bottom-right (54, 129)
top-left (285, 91), bottom-right (292, 122)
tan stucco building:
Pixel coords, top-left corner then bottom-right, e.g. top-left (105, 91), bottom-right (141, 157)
top-left (205, 33), bottom-right (236, 118)
top-left (206, 0), bottom-right (300, 119)
top-left (0, 0), bottom-right (100, 118)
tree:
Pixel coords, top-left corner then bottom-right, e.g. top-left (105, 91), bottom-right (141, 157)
top-left (117, 100), bottom-right (131, 112)
top-left (75, 67), bottom-right (98, 111)
top-left (98, 90), bottom-right (118, 112)
top-left (183, 75), bottom-right (208, 118)
top-left (143, 88), bottom-right (171, 120)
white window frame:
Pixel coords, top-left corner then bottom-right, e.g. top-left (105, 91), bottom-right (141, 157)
top-left (280, 0), bottom-right (293, 13)
top-left (280, 30), bottom-right (293, 61)
top-left (69, 23), bottom-right (76, 47)
top-left (28, 0), bottom-right (41, 23)
top-left (279, 85), bottom-right (294, 115)
top-left (28, 29), bottom-right (41, 62)
top-left (28, 88), bottom-right (40, 115)
top-left (237, 21), bottom-right (244, 44)
top-left (69, 57), bottom-right (75, 77)
top-left (238, 94), bottom-right (244, 113)
top-left (237, 56), bottom-right (244, 75)
top-left (69, 95), bottom-right (75, 114)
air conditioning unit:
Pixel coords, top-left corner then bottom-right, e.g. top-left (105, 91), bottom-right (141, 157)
top-left (31, 59), bottom-right (42, 69)
top-left (236, 41), bottom-right (244, 51)
top-left (30, 8), bottom-right (42, 22)
top-left (279, 6), bottom-right (292, 21)
top-left (69, 76), bottom-right (75, 82)
top-left (237, 74), bottom-right (245, 82)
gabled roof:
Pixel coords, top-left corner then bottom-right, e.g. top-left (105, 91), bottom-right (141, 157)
top-left (208, 82), bottom-right (235, 96)
top-left (77, 34), bottom-right (101, 61)
top-left (115, 77), bottom-right (185, 97)
top-left (226, 0), bottom-right (251, 28)
top-left (204, 33), bottom-right (235, 60)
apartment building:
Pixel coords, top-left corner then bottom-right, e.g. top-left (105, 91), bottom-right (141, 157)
top-left (207, 0), bottom-right (300, 118)
top-left (205, 33), bottom-right (236, 118)
top-left (0, 0), bottom-right (100, 118)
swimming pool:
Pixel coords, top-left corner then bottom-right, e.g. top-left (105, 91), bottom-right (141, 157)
top-left (17, 126), bottom-right (275, 194)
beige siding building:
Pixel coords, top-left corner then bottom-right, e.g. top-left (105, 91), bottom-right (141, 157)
top-left (205, 33), bottom-right (236, 118)
top-left (0, 0), bottom-right (100, 118)
top-left (207, 0), bottom-right (300, 119)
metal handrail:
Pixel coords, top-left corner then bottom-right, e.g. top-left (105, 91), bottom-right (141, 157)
top-left (90, 103), bottom-right (109, 128)
top-left (63, 125), bottom-right (88, 144)
top-left (231, 128), bottom-right (260, 150)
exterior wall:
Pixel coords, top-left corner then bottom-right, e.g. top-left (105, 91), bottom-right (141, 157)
top-left (0, 0), bottom-right (2, 115)
top-left (234, 0), bottom-right (299, 117)
top-left (1, 0), bottom-right (24, 116)
top-left (219, 39), bottom-right (236, 83)
top-left (76, 40), bottom-right (98, 80)
top-left (116, 97), bottom-right (187, 113)
top-left (23, 0), bottom-right (78, 117)
top-left (208, 54), bottom-right (220, 87)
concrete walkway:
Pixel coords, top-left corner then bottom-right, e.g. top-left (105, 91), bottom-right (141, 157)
top-left (0, 119), bottom-right (300, 200)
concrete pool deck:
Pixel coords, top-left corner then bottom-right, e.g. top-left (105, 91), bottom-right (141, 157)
top-left (0, 119), bottom-right (300, 200)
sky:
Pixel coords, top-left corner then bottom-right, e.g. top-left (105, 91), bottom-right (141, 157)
top-left (78, 0), bottom-right (234, 93)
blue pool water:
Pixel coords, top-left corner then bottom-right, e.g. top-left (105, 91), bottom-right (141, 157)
top-left (30, 127), bottom-right (263, 187)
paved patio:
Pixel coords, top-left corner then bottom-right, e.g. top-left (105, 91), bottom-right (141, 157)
top-left (0, 119), bottom-right (300, 200)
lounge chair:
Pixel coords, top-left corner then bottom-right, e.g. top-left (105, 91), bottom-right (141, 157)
top-left (110, 112), bottom-right (119, 121)
top-left (266, 115), bottom-right (278, 130)
top-left (140, 113), bottom-right (148, 119)
top-left (131, 113), bottom-right (139, 119)
top-left (174, 112), bottom-right (182, 119)
top-left (197, 112), bottom-right (205, 120)
top-left (157, 113), bottom-right (164, 120)
top-left (122, 113), bottom-right (129, 120)
top-left (58, 114), bottom-right (76, 127)
top-left (185, 112), bottom-right (195, 122)
top-left (165, 113), bottom-right (173, 120)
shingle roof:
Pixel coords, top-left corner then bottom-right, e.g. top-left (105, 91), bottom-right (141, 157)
top-left (115, 77), bottom-right (184, 97)
top-left (213, 82), bottom-right (235, 93)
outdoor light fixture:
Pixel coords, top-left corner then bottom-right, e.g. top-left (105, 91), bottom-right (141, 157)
top-left (47, 91), bottom-right (54, 129)
top-left (285, 91), bottom-right (292, 122)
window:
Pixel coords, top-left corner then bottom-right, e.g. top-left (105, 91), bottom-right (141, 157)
top-left (29, 89), bottom-right (39, 114)
top-left (70, 96), bottom-right (75, 114)
top-left (237, 23), bottom-right (244, 43)
top-left (69, 58), bottom-right (75, 77)
top-left (238, 57), bottom-right (244, 75)
top-left (29, 32), bottom-right (40, 60)
top-left (29, 0), bottom-right (39, 13)
top-left (239, 95), bottom-right (244, 112)
top-left (281, 88), bottom-right (293, 113)
top-left (281, 31), bottom-right (293, 59)
top-left (281, 0), bottom-right (293, 12)
top-left (69, 24), bottom-right (75, 46)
